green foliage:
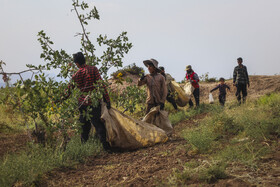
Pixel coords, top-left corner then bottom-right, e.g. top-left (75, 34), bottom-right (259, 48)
top-left (216, 143), bottom-right (268, 167)
top-left (169, 110), bottom-right (188, 125)
top-left (199, 72), bottom-right (217, 82)
top-left (1, 0), bottom-right (133, 146)
top-left (111, 63), bottom-right (144, 79)
top-left (0, 137), bottom-right (102, 186)
top-left (167, 160), bottom-right (227, 185)
top-left (183, 125), bottom-right (216, 153)
top-left (111, 85), bottom-right (146, 114)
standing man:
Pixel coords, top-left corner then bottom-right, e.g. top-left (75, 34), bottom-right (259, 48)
top-left (159, 66), bottom-right (178, 110)
top-left (233, 57), bottom-right (250, 104)
top-left (138, 59), bottom-right (167, 114)
top-left (185, 65), bottom-right (200, 107)
top-left (63, 52), bottom-right (111, 151)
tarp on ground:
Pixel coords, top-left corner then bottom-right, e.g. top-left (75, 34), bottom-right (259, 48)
top-left (142, 106), bottom-right (173, 136)
top-left (170, 81), bottom-right (189, 107)
top-left (101, 103), bottom-right (168, 150)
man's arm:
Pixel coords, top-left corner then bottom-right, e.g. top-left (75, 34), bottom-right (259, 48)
top-left (244, 66), bottom-right (250, 87)
top-left (192, 73), bottom-right (200, 84)
top-left (137, 75), bottom-right (147, 86)
top-left (233, 67), bottom-right (237, 84)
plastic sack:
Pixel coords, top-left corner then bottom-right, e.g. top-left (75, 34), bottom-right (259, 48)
top-left (209, 93), bottom-right (214, 104)
top-left (170, 81), bottom-right (189, 107)
top-left (183, 81), bottom-right (195, 98)
top-left (101, 103), bottom-right (168, 150)
top-left (142, 106), bottom-right (173, 136)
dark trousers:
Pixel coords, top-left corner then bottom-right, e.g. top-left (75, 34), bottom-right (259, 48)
top-left (166, 93), bottom-right (178, 110)
top-left (189, 88), bottom-right (200, 107)
top-left (236, 83), bottom-right (247, 104)
top-left (219, 94), bottom-right (226, 106)
top-left (146, 103), bottom-right (164, 114)
top-left (79, 104), bottom-right (110, 150)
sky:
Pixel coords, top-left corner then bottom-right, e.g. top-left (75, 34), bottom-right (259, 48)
top-left (1, 0), bottom-right (280, 85)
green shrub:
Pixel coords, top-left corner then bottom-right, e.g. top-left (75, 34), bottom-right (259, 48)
top-left (111, 63), bottom-right (144, 79)
top-left (169, 110), bottom-right (188, 125)
top-left (0, 136), bottom-right (102, 186)
top-left (183, 126), bottom-right (216, 153)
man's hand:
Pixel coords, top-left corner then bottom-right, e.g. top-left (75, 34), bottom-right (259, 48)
top-left (247, 83), bottom-right (250, 88)
top-left (233, 82), bottom-right (236, 86)
top-left (140, 74), bottom-right (146, 81)
top-left (189, 79), bottom-right (194, 83)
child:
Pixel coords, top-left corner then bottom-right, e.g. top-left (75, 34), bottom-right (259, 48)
top-left (210, 78), bottom-right (230, 106)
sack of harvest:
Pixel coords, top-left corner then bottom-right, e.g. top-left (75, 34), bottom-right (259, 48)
top-left (101, 103), bottom-right (168, 150)
top-left (142, 106), bottom-right (173, 136)
top-left (209, 93), bottom-right (214, 104)
top-left (170, 81), bottom-right (189, 107)
top-left (183, 81), bottom-right (195, 99)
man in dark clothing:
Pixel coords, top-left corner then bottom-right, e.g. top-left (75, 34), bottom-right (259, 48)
top-left (159, 66), bottom-right (178, 110)
top-left (210, 77), bottom-right (230, 106)
top-left (185, 65), bottom-right (200, 107)
top-left (63, 52), bottom-right (111, 151)
top-left (233, 57), bottom-right (250, 104)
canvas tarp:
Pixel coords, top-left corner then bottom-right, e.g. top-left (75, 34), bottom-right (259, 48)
top-left (170, 81), bottom-right (189, 107)
top-left (101, 103), bottom-right (168, 150)
top-left (142, 106), bottom-right (173, 136)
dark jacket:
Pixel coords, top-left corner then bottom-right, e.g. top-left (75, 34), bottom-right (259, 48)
top-left (233, 65), bottom-right (249, 85)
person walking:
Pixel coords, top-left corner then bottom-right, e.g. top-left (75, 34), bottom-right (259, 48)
top-left (210, 77), bottom-right (231, 106)
top-left (159, 66), bottom-right (178, 110)
top-left (138, 59), bottom-right (167, 114)
top-left (62, 52), bottom-right (111, 151)
top-left (233, 57), bottom-right (250, 104)
top-left (185, 65), bottom-right (200, 107)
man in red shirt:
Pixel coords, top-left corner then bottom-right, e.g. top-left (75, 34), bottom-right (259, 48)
top-left (185, 65), bottom-right (200, 107)
top-left (63, 52), bottom-right (111, 151)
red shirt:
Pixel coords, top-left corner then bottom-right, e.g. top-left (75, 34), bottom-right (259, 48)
top-left (186, 72), bottom-right (200, 88)
top-left (65, 64), bottom-right (110, 106)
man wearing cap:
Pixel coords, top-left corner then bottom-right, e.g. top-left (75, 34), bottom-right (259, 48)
top-left (61, 52), bottom-right (112, 151)
top-left (185, 65), bottom-right (200, 107)
top-left (159, 66), bottom-right (178, 110)
top-left (138, 59), bottom-right (168, 114)
top-left (233, 57), bottom-right (250, 104)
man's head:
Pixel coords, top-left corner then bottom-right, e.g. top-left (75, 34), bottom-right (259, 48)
top-left (143, 59), bottom-right (160, 74)
top-left (219, 77), bottom-right (225, 84)
top-left (185, 65), bottom-right (192, 74)
top-left (159, 66), bottom-right (165, 73)
top-left (237, 57), bottom-right (243, 65)
top-left (73, 52), bottom-right (86, 66)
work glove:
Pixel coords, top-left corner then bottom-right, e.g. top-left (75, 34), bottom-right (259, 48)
top-left (189, 79), bottom-right (194, 83)
top-left (106, 102), bottom-right (111, 110)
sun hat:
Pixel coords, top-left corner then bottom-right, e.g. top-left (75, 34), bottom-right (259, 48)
top-left (143, 59), bottom-right (161, 72)
top-left (185, 65), bottom-right (192, 71)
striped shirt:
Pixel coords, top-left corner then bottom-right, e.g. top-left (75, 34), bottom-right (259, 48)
top-left (64, 64), bottom-right (110, 106)
top-left (233, 65), bottom-right (249, 85)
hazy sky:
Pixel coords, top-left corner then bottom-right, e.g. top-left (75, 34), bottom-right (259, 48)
top-left (1, 0), bottom-right (280, 84)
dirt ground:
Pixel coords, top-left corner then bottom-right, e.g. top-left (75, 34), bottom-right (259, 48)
top-left (1, 75), bottom-right (280, 186)
top-left (0, 132), bottom-right (29, 157)
top-left (41, 113), bottom-right (280, 187)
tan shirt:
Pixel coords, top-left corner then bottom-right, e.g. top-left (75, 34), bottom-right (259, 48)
top-left (138, 73), bottom-right (167, 104)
